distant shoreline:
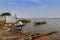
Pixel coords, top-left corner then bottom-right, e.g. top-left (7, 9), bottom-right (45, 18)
top-left (17, 18), bottom-right (60, 19)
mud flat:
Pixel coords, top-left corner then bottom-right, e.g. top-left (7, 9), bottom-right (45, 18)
top-left (0, 30), bottom-right (32, 40)
top-left (0, 28), bottom-right (59, 40)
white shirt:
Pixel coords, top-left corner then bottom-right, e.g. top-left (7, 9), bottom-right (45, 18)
top-left (19, 21), bottom-right (23, 25)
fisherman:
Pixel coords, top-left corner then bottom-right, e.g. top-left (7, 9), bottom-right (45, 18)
top-left (17, 21), bottom-right (23, 31)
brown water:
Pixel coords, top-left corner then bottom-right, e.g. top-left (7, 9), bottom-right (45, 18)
top-left (22, 18), bottom-right (60, 34)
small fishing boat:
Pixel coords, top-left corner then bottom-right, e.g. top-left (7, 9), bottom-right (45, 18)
top-left (33, 20), bottom-right (46, 25)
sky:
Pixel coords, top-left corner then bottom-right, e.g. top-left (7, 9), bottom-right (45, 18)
top-left (0, 0), bottom-right (60, 18)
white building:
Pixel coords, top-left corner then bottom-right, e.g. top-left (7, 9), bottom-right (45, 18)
top-left (0, 14), bottom-right (17, 24)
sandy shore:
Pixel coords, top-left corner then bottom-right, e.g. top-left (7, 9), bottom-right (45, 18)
top-left (0, 29), bottom-right (60, 40)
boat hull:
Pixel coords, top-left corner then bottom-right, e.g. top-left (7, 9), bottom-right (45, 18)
top-left (34, 21), bottom-right (46, 25)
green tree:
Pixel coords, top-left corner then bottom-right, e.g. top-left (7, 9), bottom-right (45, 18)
top-left (1, 12), bottom-right (11, 16)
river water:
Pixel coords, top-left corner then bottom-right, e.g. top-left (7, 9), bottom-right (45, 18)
top-left (22, 18), bottom-right (60, 34)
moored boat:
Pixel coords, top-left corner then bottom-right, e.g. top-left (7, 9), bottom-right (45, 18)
top-left (33, 20), bottom-right (46, 25)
